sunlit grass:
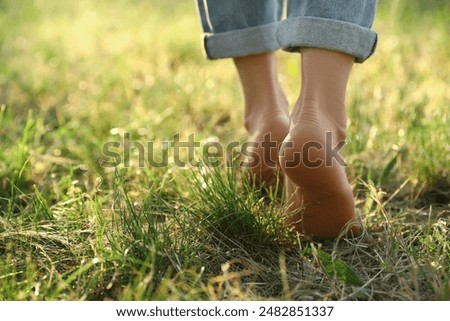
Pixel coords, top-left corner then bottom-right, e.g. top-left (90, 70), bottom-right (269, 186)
top-left (0, 0), bottom-right (448, 300)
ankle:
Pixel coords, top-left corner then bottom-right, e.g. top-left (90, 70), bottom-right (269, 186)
top-left (244, 107), bottom-right (286, 134)
top-left (244, 92), bottom-right (289, 135)
top-left (291, 97), bottom-right (347, 142)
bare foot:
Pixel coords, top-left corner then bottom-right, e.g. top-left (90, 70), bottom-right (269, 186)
top-left (245, 108), bottom-right (289, 186)
top-left (234, 53), bottom-right (289, 186)
top-left (279, 49), bottom-right (361, 238)
top-left (280, 112), bottom-right (360, 238)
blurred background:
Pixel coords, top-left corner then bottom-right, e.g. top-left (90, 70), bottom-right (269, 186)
top-left (1, 0), bottom-right (448, 195)
top-left (0, 0), bottom-right (448, 301)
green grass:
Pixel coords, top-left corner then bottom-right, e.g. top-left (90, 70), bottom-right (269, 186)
top-left (0, 0), bottom-right (449, 300)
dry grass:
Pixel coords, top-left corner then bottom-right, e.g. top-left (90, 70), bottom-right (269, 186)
top-left (0, 0), bottom-right (448, 301)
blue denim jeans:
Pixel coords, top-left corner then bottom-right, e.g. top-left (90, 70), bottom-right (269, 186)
top-left (196, 0), bottom-right (378, 63)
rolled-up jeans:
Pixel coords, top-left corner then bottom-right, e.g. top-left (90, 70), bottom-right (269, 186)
top-left (196, 0), bottom-right (377, 63)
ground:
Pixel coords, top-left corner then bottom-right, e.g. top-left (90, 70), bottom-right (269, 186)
top-left (0, 0), bottom-right (449, 300)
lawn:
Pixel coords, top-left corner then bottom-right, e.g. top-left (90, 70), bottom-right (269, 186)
top-left (0, 0), bottom-right (448, 300)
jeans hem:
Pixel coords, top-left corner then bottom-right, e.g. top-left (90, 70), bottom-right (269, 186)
top-left (277, 16), bottom-right (377, 63)
top-left (204, 22), bottom-right (281, 59)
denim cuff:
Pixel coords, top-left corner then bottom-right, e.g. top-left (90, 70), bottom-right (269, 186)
top-left (277, 16), bottom-right (378, 63)
top-left (203, 22), bottom-right (281, 59)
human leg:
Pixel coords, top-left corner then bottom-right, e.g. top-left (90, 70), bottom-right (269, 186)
top-left (234, 53), bottom-right (289, 184)
top-left (197, 0), bottom-right (284, 59)
top-left (278, 0), bottom-right (378, 63)
top-left (279, 49), bottom-right (358, 238)
top-left (278, 0), bottom-right (378, 238)
top-left (196, 0), bottom-right (289, 184)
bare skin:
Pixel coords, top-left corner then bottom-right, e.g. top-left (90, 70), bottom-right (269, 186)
top-left (234, 49), bottom-right (360, 238)
top-left (279, 49), bottom-right (360, 238)
top-left (234, 53), bottom-right (289, 185)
